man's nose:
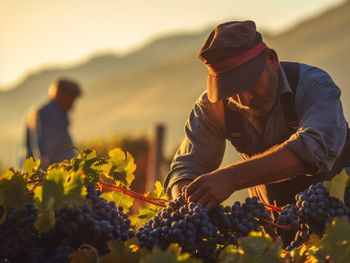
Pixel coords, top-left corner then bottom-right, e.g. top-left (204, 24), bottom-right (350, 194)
top-left (237, 90), bottom-right (253, 106)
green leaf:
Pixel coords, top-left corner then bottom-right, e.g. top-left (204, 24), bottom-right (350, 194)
top-left (100, 239), bottom-right (144, 263)
top-left (139, 244), bottom-right (201, 263)
top-left (236, 231), bottom-right (282, 263)
top-left (105, 148), bottom-right (136, 187)
top-left (0, 169), bottom-right (31, 210)
top-left (100, 191), bottom-right (134, 213)
top-left (323, 169), bottom-right (350, 201)
top-left (34, 168), bottom-right (86, 232)
top-left (70, 149), bottom-right (102, 184)
top-left (315, 217), bottom-right (350, 262)
top-left (70, 244), bottom-right (99, 263)
top-left (219, 245), bottom-right (243, 263)
top-left (134, 206), bottom-right (160, 226)
top-left (23, 157), bottom-right (41, 176)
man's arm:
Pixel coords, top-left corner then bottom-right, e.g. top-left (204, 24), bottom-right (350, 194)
top-left (185, 143), bottom-right (305, 208)
top-left (164, 93), bottom-right (227, 199)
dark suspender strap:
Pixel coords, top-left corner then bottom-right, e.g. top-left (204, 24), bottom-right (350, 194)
top-left (280, 62), bottom-right (300, 93)
top-left (280, 62), bottom-right (300, 130)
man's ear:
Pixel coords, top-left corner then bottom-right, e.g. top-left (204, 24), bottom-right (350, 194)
top-left (267, 49), bottom-right (279, 68)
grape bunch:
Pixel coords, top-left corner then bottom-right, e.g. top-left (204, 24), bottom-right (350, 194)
top-left (274, 182), bottom-right (350, 251)
top-left (211, 197), bottom-right (270, 240)
top-left (37, 184), bottom-right (135, 261)
top-left (0, 204), bottom-right (38, 263)
top-left (26, 244), bottom-right (72, 263)
top-left (273, 204), bottom-right (302, 250)
top-left (137, 195), bottom-right (272, 262)
top-left (295, 182), bottom-right (349, 236)
top-left (137, 194), bottom-right (219, 262)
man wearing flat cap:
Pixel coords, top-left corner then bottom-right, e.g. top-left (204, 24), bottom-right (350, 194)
top-left (164, 21), bottom-right (350, 209)
top-left (23, 78), bottom-right (82, 169)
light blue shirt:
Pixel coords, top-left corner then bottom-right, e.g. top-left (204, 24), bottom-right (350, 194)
top-left (164, 63), bottom-right (348, 195)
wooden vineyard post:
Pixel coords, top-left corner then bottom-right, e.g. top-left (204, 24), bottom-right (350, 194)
top-left (146, 124), bottom-right (166, 192)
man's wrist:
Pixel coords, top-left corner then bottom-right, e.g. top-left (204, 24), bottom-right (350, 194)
top-left (170, 180), bottom-right (192, 199)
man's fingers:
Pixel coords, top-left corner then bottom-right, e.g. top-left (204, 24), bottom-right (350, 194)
top-left (185, 180), bottom-right (200, 200)
top-left (187, 186), bottom-right (206, 203)
top-left (195, 194), bottom-right (212, 208)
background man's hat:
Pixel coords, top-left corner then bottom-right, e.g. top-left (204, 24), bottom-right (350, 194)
top-left (198, 20), bottom-right (268, 103)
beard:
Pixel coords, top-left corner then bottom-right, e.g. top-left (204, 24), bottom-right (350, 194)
top-left (247, 95), bottom-right (275, 117)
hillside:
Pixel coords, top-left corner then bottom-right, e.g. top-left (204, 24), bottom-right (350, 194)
top-left (0, 1), bottom-right (349, 168)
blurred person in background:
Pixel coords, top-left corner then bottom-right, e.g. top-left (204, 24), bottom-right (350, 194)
top-left (23, 78), bottom-right (82, 169)
top-left (164, 20), bottom-right (350, 209)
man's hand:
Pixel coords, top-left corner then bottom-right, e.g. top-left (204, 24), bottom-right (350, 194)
top-left (184, 170), bottom-right (234, 210)
top-left (170, 180), bottom-right (192, 200)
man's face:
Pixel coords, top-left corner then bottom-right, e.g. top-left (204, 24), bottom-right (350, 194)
top-left (60, 93), bottom-right (78, 112)
top-left (229, 54), bottom-right (280, 118)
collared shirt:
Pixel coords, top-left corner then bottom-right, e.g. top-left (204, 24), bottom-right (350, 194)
top-left (164, 63), bottom-right (348, 195)
top-left (25, 100), bottom-right (76, 168)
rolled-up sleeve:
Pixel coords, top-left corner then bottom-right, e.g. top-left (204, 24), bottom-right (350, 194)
top-left (164, 93), bottom-right (226, 195)
top-left (285, 69), bottom-right (347, 174)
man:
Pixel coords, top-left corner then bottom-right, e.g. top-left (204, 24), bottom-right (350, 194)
top-left (164, 21), bottom-right (350, 209)
top-left (24, 78), bottom-right (82, 169)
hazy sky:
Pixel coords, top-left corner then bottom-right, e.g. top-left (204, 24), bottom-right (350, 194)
top-left (0, 0), bottom-right (345, 89)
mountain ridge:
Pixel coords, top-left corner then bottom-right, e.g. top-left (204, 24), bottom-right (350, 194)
top-left (1, 2), bottom-right (349, 166)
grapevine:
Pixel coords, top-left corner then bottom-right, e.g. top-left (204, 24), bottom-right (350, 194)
top-left (0, 148), bottom-right (349, 263)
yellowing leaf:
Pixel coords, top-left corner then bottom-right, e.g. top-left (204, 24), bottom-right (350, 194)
top-left (104, 148), bottom-right (136, 188)
top-left (23, 157), bottom-right (41, 176)
top-left (154, 181), bottom-right (165, 199)
top-left (323, 169), bottom-right (350, 201)
top-left (1, 169), bottom-right (15, 180)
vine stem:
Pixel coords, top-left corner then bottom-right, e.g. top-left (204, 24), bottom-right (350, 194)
top-left (264, 203), bottom-right (283, 212)
top-left (260, 218), bottom-right (293, 231)
top-left (97, 182), bottom-right (167, 207)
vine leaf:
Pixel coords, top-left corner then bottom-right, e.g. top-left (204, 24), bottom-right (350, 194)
top-left (0, 169), bottom-right (30, 211)
top-left (219, 245), bottom-right (242, 263)
top-left (34, 168), bottom-right (86, 232)
top-left (323, 169), bottom-right (350, 201)
top-left (315, 218), bottom-right (350, 262)
top-left (224, 231), bottom-right (282, 263)
top-left (133, 181), bottom-right (168, 226)
top-left (70, 244), bottom-right (99, 263)
top-left (100, 191), bottom-right (134, 212)
top-left (139, 244), bottom-right (200, 263)
top-left (103, 148), bottom-right (136, 188)
top-left (71, 149), bottom-right (102, 184)
top-left (131, 206), bottom-right (159, 227)
top-left (23, 157), bottom-right (41, 176)
top-left (100, 239), bottom-right (144, 263)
